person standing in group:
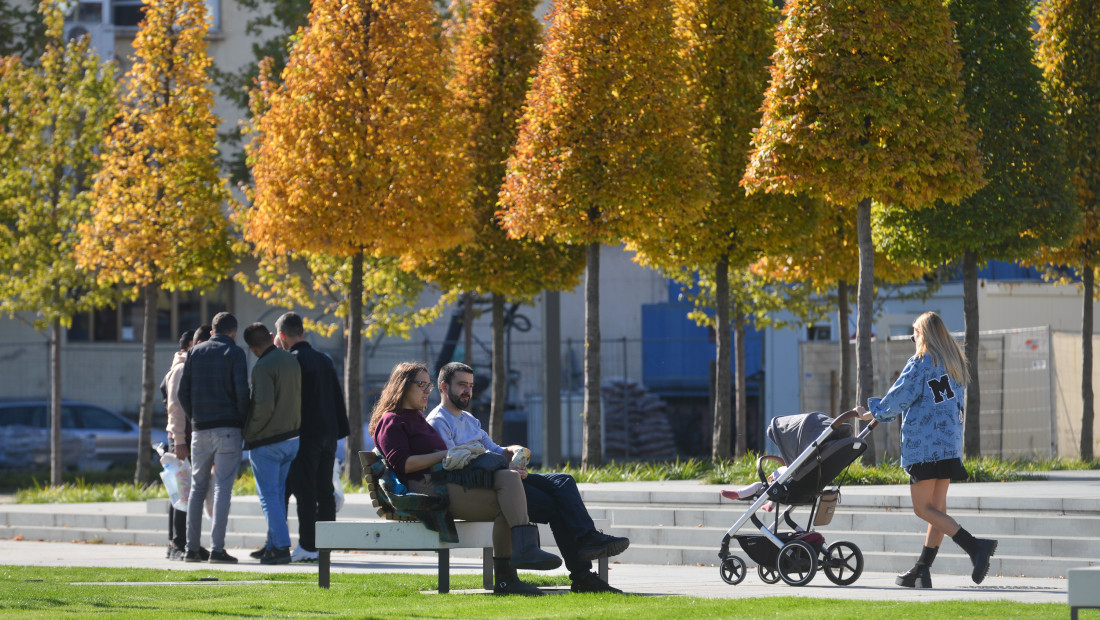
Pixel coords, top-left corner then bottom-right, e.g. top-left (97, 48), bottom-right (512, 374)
top-left (370, 361), bottom-right (560, 595)
top-left (856, 311), bottom-right (998, 588)
top-left (179, 312), bottom-right (249, 564)
top-left (274, 312), bottom-right (349, 563)
top-left (242, 323), bottom-right (302, 565)
top-left (160, 328), bottom-right (195, 561)
top-left (427, 361), bottom-right (629, 593)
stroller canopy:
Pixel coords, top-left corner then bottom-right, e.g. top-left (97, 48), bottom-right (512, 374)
top-left (767, 412), bottom-right (853, 464)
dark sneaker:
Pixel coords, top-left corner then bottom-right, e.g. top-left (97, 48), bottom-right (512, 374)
top-left (167, 545), bottom-right (185, 562)
top-left (249, 545), bottom-right (269, 560)
top-left (493, 578), bottom-right (545, 596)
top-left (970, 539), bottom-right (998, 584)
top-left (576, 531), bottom-right (630, 562)
top-left (198, 546), bottom-right (211, 562)
top-left (208, 549), bottom-right (238, 564)
top-left (570, 571), bottom-right (622, 594)
top-left (259, 547), bottom-right (291, 565)
top-left (183, 550), bottom-right (205, 563)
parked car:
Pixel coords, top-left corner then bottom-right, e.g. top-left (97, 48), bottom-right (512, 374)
top-left (0, 399), bottom-right (168, 471)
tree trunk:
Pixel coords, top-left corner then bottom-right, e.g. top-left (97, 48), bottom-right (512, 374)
top-left (49, 319), bottom-right (62, 486)
top-left (733, 304), bottom-right (748, 459)
top-left (963, 249), bottom-right (982, 457)
top-left (1082, 261), bottom-right (1095, 461)
top-left (855, 197), bottom-right (876, 465)
top-left (135, 282), bottom-right (157, 485)
top-left (582, 242), bottom-right (602, 468)
top-left (345, 250), bottom-right (365, 485)
top-left (490, 293), bottom-right (506, 444)
top-left (463, 292), bottom-right (475, 365)
top-left (712, 254), bottom-right (731, 462)
top-left (838, 280), bottom-right (851, 413)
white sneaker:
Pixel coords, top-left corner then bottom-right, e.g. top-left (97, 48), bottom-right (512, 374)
top-left (291, 545), bottom-right (319, 563)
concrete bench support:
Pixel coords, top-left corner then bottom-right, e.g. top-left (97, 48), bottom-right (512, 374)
top-left (1069, 566), bottom-right (1100, 620)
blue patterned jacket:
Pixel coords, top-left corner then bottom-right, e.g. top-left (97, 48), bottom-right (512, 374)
top-left (868, 353), bottom-right (965, 467)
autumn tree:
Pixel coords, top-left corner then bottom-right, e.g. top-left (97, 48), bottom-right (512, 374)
top-left (416, 0), bottom-right (584, 443)
top-left (245, 0), bottom-right (469, 484)
top-left (1036, 0), bottom-right (1100, 460)
top-left (753, 203), bottom-right (929, 430)
top-left (878, 0), bottom-right (1076, 457)
top-left (743, 0), bottom-right (985, 425)
top-left (75, 0), bottom-right (234, 484)
top-left (0, 1), bottom-right (116, 485)
top-left (214, 0), bottom-right (456, 183)
top-left (629, 0), bottom-right (782, 460)
top-left (500, 0), bottom-right (709, 467)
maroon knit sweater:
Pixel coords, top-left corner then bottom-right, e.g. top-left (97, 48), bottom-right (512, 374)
top-left (374, 409), bottom-right (446, 483)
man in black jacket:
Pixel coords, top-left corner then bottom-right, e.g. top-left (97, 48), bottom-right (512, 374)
top-left (273, 312), bottom-right (350, 563)
top-left (179, 312), bottom-right (249, 564)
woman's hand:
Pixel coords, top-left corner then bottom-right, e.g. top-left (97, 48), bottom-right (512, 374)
top-left (855, 405), bottom-right (873, 421)
top-left (405, 449), bottom-right (448, 473)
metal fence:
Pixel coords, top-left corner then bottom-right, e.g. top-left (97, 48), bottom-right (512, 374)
top-left (800, 326), bottom-right (1054, 461)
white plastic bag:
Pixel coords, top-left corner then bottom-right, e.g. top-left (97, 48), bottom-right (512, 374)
top-left (333, 458), bottom-right (345, 513)
top-left (159, 452), bottom-right (191, 512)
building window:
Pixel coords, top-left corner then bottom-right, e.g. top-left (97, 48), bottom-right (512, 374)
top-left (109, 0), bottom-right (219, 31)
top-left (67, 282), bottom-right (231, 344)
top-left (111, 0), bottom-right (144, 26)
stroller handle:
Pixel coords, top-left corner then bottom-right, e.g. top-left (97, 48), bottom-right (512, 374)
top-left (834, 409), bottom-right (879, 432)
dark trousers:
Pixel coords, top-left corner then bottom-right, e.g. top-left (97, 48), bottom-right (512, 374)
top-left (167, 439), bottom-right (187, 550)
top-left (168, 505), bottom-right (186, 550)
top-left (522, 472), bottom-right (597, 577)
top-left (285, 435), bottom-right (338, 551)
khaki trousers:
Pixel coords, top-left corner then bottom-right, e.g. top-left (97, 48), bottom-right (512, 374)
top-left (409, 468), bottom-right (529, 557)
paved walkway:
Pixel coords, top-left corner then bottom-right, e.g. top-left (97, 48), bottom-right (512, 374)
top-left (0, 539), bottom-right (1069, 602)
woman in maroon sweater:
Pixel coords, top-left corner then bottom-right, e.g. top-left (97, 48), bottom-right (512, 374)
top-left (369, 361), bottom-right (559, 595)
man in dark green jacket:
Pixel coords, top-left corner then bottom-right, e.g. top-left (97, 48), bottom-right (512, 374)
top-left (243, 323), bottom-right (301, 565)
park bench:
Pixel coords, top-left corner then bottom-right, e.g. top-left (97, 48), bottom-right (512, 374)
top-left (1069, 566), bottom-right (1100, 620)
top-left (315, 451), bottom-right (608, 592)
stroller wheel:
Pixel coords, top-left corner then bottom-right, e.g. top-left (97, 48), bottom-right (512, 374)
top-left (823, 540), bottom-right (864, 586)
top-left (719, 556), bottom-right (747, 585)
top-left (757, 563), bottom-right (781, 584)
top-left (777, 539), bottom-right (817, 586)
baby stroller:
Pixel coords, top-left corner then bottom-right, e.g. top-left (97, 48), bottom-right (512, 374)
top-left (717, 410), bottom-right (878, 587)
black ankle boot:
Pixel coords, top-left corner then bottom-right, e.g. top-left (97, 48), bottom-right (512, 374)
top-left (952, 527), bottom-right (998, 584)
top-left (896, 545), bottom-right (937, 588)
top-left (493, 557), bottom-right (544, 596)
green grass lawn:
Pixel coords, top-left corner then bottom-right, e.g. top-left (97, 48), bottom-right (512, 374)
top-left (0, 566), bottom-right (1069, 619)
top-left (8, 456), bottom-right (1099, 504)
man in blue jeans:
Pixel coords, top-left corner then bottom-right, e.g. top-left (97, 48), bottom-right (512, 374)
top-left (179, 312), bottom-right (249, 564)
top-left (427, 362), bottom-right (629, 593)
top-left (242, 323), bottom-right (302, 565)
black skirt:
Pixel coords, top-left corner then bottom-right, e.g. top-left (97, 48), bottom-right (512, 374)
top-left (905, 457), bottom-right (969, 484)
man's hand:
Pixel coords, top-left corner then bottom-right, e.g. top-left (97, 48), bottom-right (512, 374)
top-left (175, 444), bottom-right (190, 461)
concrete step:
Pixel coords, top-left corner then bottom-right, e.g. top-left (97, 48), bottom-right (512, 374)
top-left (3, 478), bottom-right (1098, 579)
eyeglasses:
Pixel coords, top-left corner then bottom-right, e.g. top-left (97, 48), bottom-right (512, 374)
top-left (413, 380), bottom-right (433, 392)
top-left (910, 335), bottom-right (916, 343)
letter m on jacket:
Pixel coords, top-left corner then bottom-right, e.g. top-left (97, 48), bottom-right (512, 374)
top-left (927, 375), bottom-right (955, 403)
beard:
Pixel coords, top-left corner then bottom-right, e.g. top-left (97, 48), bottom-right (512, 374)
top-left (448, 391), bottom-right (471, 410)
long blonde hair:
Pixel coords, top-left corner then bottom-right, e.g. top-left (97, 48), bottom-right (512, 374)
top-left (914, 312), bottom-right (968, 385)
top-left (368, 361), bottom-right (428, 437)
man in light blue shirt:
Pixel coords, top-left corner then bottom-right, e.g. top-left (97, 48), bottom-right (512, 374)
top-left (427, 362), bottom-right (628, 593)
